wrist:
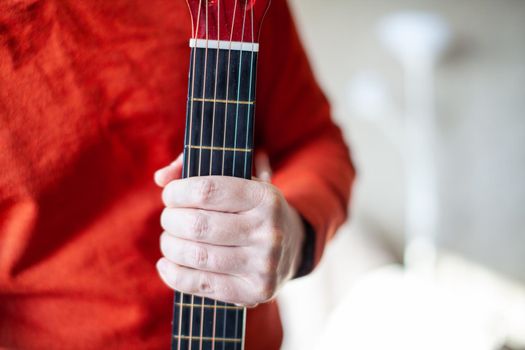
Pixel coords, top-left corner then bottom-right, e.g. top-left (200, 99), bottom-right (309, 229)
top-left (285, 205), bottom-right (305, 280)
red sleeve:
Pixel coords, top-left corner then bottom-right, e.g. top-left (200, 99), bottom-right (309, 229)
top-left (255, 0), bottom-right (356, 269)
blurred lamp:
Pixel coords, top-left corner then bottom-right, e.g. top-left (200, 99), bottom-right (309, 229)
top-left (378, 12), bottom-right (451, 272)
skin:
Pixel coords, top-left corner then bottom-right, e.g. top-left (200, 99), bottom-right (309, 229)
top-left (154, 154), bottom-right (305, 307)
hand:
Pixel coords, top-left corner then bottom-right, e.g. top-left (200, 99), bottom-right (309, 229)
top-left (154, 154), bottom-right (305, 306)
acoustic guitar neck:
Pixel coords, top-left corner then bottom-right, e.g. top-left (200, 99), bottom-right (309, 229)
top-left (173, 1), bottom-right (271, 349)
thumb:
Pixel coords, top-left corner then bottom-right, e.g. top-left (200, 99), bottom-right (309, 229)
top-left (154, 153), bottom-right (184, 187)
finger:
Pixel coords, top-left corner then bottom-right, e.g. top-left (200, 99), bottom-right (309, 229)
top-left (160, 233), bottom-right (252, 275)
top-left (160, 208), bottom-right (259, 246)
top-left (162, 176), bottom-right (270, 213)
top-left (154, 153), bottom-right (183, 187)
top-left (156, 258), bottom-right (259, 306)
top-left (255, 152), bottom-right (272, 182)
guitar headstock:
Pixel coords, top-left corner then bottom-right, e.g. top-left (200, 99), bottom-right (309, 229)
top-left (186, 0), bottom-right (272, 43)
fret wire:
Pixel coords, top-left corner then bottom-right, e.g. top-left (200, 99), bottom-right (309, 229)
top-left (176, 302), bottom-right (243, 310)
top-left (185, 144), bottom-right (252, 153)
top-left (191, 97), bottom-right (255, 105)
top-left (174, 335), bottom-right (242, 343)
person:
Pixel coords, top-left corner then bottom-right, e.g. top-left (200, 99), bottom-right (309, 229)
top-left (0, 0), bottom-right (354, 349)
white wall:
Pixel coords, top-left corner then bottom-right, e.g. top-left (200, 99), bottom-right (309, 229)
top-left (288, 0), bottom-right (525, 281)
top-left (279, 1), bottom-right (525, 349)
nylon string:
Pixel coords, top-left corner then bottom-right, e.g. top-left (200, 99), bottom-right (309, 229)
top-left (180, 0), bottom-right (204, 349)
top-left (186, 1), bottom-right (204, 349)
top-left (208, 0), bottom-right (222, 349)
top-left (231, 2), bottom-right (248, 179)
top-left (233, 4), bottom-right (249, 349)
top-left (196, 1), bottom-right (211, 349)
top-left (237, 8), bottom-right (255, 349)
top-left (220, 0), bottom-right (239, 348)
top-left (243, 6), bottom-right (256, 179)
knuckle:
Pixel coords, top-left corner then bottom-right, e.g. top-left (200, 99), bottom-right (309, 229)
top-left (197, 178), bottom-right (216, 204)
top-left (270, 228), bottom-right (284, 248)
top-left (258, 186), bottom-right (284, 222)
top-left (250, 269), bottom-right (278, 302)
top-left (192, 213), bottom-right (209, 240)
top-left (193, 245), bottom-right (209, 268)
top-left (262, 253), bottom-right (279, 275)
top-left (218, 283), bottom-right (236, 302)
top-left (234, 251), bottom-right (248, 271)
top-left (252, 183), bottom-right (271, 207)
top-left (198, 272), bottom-right (213, 293)
top-left (257, 279), bottom-right (276, 301)
top-left (266, 186), bottom-right (282, 209)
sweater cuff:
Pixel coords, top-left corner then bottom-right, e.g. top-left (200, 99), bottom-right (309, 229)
top-left (293, 216), bottom-right (316, 279)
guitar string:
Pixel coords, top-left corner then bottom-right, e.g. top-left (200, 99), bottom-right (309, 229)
top-left (231, 1), bottom-right (248, 179)
top-left (236, 9), bottom-right (255, 350)
top-left (220, 0), bottom-right (239, 348)
top-left (208, 0), bottom-right (220, 178)
top-left (184, 2), bottom-right (253, 348)
top-left (187, 1), bottom-right (205, 349)
top-left (197, 1), bottom-right (210, 349)
top-left (208, 0), bottom-right (221, 349)
top-left (243, 6), bottom-right (255, 180)
top-left (197, 0), bottom-right (208, 177)
top-left (233, 5), bottom-right (248, 349)
top-left (180, 0), bottom-right (204, 349)
top-left (221, 0), bottom-right (238, 176)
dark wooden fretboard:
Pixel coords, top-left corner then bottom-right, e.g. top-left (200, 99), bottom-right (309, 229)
top-left (172, 43), bottom-right (258, 350)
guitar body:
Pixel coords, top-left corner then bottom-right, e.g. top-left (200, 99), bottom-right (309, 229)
top-left (172, 1), bottom-right (271, 349)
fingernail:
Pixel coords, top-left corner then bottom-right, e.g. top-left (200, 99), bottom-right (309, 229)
top-left (154, 169), bottom-right (164, 185)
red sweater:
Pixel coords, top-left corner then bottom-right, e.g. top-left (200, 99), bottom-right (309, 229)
top-left (0, 0), bottom-right (354, 349)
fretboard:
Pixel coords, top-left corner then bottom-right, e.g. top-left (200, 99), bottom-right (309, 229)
top-left (172, 41), bottom-right (258, 350)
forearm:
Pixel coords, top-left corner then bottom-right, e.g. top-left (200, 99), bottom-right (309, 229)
top-left (271, 122), bottom-right (355, 272)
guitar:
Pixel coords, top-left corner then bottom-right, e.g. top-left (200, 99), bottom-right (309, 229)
top-left (172, 1), bottom-right (272, 349)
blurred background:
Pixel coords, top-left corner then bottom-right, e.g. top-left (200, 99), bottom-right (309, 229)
top-left (278, 1), bottom-right (525, 349)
